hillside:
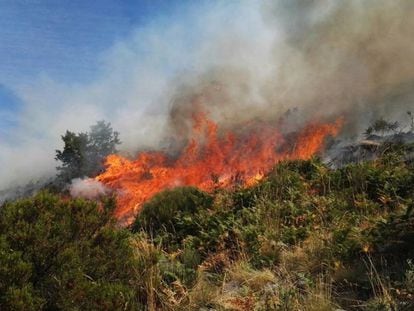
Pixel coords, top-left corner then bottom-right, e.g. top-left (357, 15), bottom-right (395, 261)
top-left (1, 143), bottom-right (414, 310)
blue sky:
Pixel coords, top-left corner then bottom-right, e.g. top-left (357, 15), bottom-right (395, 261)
top-left (0, 0), bottom-right (201, 133)
top-left (0, 0), bottom-right (260, 188)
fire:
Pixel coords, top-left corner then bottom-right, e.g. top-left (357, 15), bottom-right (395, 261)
top-left (96, 113), bottom-right (343, 223)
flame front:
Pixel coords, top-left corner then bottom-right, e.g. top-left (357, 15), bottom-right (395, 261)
top-left (96, 113), bottom-right (343, 223)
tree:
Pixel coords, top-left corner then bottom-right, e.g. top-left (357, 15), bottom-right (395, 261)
top-left (364, 117), bottom-right (400, 138)
top-left (55, 131), bottom-right (89, 182)
top-left (86, 121), bottom-right (121, 176)
top-left (407, 111), bottom-right (414, 132)
top-left (55, 121), bottom-right (120, 183)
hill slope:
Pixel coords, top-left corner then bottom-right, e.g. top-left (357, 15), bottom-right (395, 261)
top-left (1, 146), bottom-right (414, 310)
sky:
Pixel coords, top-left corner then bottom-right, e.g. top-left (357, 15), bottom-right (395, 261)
top-left (1, 0), bottom-right (412, 192)
top-left (0, 0), bottom-right (188, 186)
top-left (0, 0), bottom-right (261, 189)
top-left (0, 0), bottom-right (193, 83)
top-left (0, 0), bottom-right (227, 140)
top-left (0, 0), bottom-right (192, 120)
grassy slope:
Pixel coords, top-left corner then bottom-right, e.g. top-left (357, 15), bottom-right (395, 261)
top-left (2, 145), bottom-right (414, 310)
top-left (131, 146), bottom-right (414, 310)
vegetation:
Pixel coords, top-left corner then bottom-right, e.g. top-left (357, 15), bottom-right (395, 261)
top-left (2, 141), bottom-right (414, 309)
top-left (364, 112), bottom-right (414, 138)
top-left (364, 118), bottom-right (400, 137)
top-left (55, 121), bottom-right (120, 183)
top-left (0, 193), bottom-right (140, 310)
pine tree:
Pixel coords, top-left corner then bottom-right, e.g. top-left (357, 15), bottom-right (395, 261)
top-left (55, 131), bottom-right (89, 182)
top-left (55, 121), bottom-right (120, 183)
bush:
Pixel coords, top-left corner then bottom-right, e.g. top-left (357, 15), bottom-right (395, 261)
top-left (0, 192), bottom-right (140, 310)
top-left (132, 187), bottom-right (213, 239)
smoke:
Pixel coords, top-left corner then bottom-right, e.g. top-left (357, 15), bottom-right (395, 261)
top-left (260, 0), bottom-right (414, 134)
top-left (167, 0), bottom-right (414, 141)
top-left (69, 178), bottom-right (108, 200)
top-left (1, 1), bottom-right (413, 192)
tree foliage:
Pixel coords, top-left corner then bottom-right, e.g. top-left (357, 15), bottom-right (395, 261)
top-left (55, 121), bottom-right (120, 183)
top-left (364, 117), bottom-right (400, 137)
top-left (55, 131), bottom-right (89, 182)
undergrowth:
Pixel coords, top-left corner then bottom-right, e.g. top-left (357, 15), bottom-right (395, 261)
top-left (130, 148), bottom-right (414, 310)
top-left (2, 147), bottom-right (414, 310)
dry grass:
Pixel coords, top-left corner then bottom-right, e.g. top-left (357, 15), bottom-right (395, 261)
top-left (280, 233), bottom-right (333, 275)
top-left (175, 256), bottom-right (339, 311)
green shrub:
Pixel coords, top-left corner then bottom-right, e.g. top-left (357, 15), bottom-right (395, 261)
top-left (132, 187), bottom-right (213, 238)
top-left (0, 192), bottom-right (140, 310)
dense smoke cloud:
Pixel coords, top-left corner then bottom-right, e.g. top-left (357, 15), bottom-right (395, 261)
top-left (260, 0), bottom-right (414, 134)
top-left (1, 0), bottom-right (413, 191)
top-left (168, 0), bottom-right (414, 141)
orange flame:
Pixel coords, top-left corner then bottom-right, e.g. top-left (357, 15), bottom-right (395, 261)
top-left (96, 113), bottom-right (343, 223)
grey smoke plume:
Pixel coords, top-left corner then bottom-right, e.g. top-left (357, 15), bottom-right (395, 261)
top-left (167, 0), bottom-right (414, 141)
top-left (1, 0), bottom-right (413, 192)
top-left (260, 0), bottom-right (414, 134)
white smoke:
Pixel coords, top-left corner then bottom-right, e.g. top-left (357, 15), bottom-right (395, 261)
top-left (69, 178), bottom-right (108, 200)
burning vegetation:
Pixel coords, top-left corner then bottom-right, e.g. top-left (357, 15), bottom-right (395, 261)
top-left (3, 142), bottom-right (414, 310)
top-left (96, 112), bottom-right (343, 223)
